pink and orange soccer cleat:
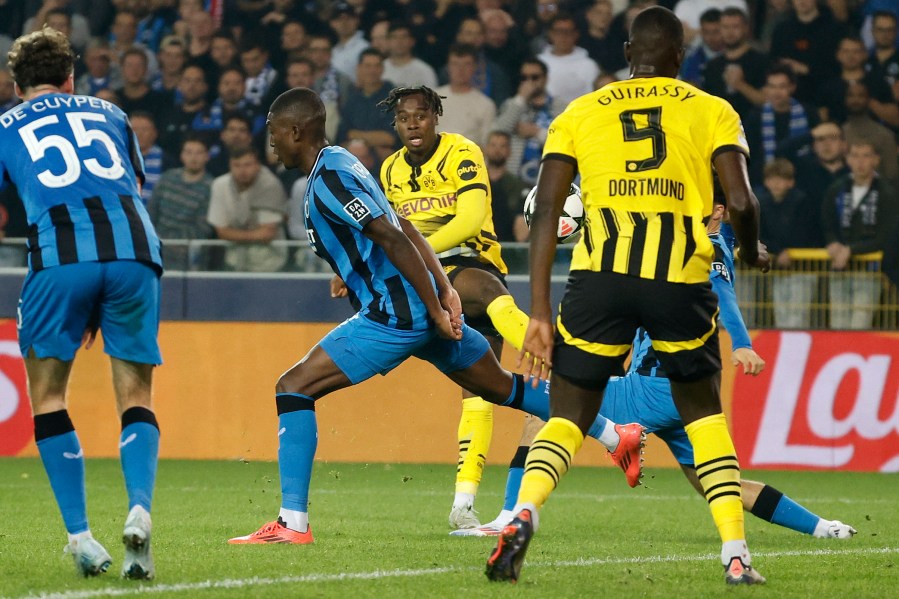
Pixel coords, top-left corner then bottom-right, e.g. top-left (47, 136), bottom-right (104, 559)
top-left (228, 518), bottom-right (314, 545)
top-left (608, 423), bottom-right (646, 488)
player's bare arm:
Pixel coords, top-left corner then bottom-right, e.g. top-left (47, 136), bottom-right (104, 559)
top-left (398, 216), bottom-right (462, 325)
top-left (713, 151), bottom-right (770, 272)
top-left (364, 215), bottom-right (461, 340)
top-left (519, 158), bottom-right (576, 383)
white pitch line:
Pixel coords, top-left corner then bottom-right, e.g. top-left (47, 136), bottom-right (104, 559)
top-left (11, 547), bottom-right (898, 599)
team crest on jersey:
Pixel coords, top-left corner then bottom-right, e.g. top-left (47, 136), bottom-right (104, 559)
top-left (457, 159), bottom-right (479, 181)
top-left (344, 197), bottom-right (371, 222)
top-left (712, 261), bottom-right (731, 282)
top-left (422, 173), bottom-right (437, 190)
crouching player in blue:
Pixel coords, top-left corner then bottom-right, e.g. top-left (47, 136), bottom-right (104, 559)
top-left (1, 28), bottom-right (163, 578)
top-left (471, 195), bottom-right (856, 539)
top-left (228, 87), bottom-right (640, 545)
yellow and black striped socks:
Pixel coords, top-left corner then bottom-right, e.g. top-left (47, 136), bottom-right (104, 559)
top-left (516, 417), bottom-right (584, 510)
top-left (685, 413), bottom-right (745, 544)
top-left (455, 397), bottom-right (494, 496)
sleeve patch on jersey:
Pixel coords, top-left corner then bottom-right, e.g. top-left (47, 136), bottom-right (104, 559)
top-left (344, 197), bottom-right (372, 222)
top-left (711, 261), bottom-right (731, 282)
top-left (456, 159), bottom-right (480, 181)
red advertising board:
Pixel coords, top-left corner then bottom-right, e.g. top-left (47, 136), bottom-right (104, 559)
top-left (732, 331), bottom-right (899, 472)
top-left (0, 319), bottom-right (32, 456)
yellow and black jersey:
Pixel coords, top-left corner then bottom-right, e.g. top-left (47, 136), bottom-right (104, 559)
top-left (544, 77), bottom-right (749, 284)
top-left (380, 132), bottom-right (507, 274)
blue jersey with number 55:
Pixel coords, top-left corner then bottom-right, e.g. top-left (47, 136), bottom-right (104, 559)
top-left (0, 93), bottom-right (162, 272)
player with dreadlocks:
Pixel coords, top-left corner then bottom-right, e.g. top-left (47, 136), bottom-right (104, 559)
top-left (373, 85), bottom-right (646, 533)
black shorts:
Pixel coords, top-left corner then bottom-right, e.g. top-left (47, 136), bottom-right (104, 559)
top-left (552, 270), bottom-right (721, 386)
top-left (441, 256), bottom-right (508, 340)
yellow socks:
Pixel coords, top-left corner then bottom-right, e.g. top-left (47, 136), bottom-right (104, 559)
top-left (685, 413), bottom-right (745, 544)
top-left (455, 397), bottom-right (494, 495)
top-left (486, 294), bottom-right (529, 351)
top-left (517, 417), bottom-right (584, 509)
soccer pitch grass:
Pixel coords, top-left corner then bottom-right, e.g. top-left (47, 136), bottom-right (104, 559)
top-left (0, 459), bottom-right (895, 598)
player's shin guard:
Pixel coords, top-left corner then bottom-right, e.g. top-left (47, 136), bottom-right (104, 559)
top-left (456, 397), bottom-right (494, 495)
top-left (751, 484), bottom-right (819, 535)
top-left (516, 418), bottom-right (584, 511)
top-left (119, 407), bottom-right (160, 511)
top-left (35, 410), bottom-right (89, 534)
top-left (503, 374), bottom-right (550, 420)
top-left (276, 393), bottom-right (317, 519)
top-left (685, 413), bottom-right (744, 545)
top-left (485, 294), bottom-right (529, 351)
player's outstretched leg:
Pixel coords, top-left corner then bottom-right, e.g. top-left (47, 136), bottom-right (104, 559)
top-left (229, 393), bottom-right (317, 545)
top-left (118, 403), bottom-right (159, 579)
top-left (743, 481), bottom-right (857, 539)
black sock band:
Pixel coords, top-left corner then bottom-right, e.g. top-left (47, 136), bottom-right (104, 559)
top-left (121, 406), bottom-right (159, 432)
top-left (510, 445), bottom-right (529, 469)
top-left (34, 410), bottom-right (75, 442)
top-left (276, 393), bottom-right (316, 415)
top-left (507, 374), bottom-right (526, 410)
top-left (750, 484), bottom-right (783, 522)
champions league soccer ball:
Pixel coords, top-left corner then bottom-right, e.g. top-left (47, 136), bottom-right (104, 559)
top-left (522, 183), bottom-right (585, 244)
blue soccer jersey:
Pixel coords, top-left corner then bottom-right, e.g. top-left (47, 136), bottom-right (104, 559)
top-left (0, 93), bottom-right (162, 272)
top-left (304, 146), bottom-right (433, 330)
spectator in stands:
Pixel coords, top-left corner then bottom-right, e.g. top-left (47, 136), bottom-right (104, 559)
top-left (679, 8), bottom-right (723, 86)
top-left (445, 16), bottom-right (512, 107)
top-left (329, 2), bottom-right (369, 83)
top-left (493, 57), bottom-right (565, 186)
top-left (207, 146), bottom-right (289, 273)
top-left (336, 49), bottom-right (398, 165)
top-left (770, 0), bottom-right (847, 103)
top-left (702, 7), bottom-right (767, 124)
top-left (757, 0), bottom-right (792, 52)
top-left (368, 19), bottom-right (391, 56)
top-left (95, 86), bottom-right (121, 107)
top-left (0, 69), bottom-right (18, 112)
top-left (436, 44), bottom-right (497, 148)
top-left (210, 31), bottom-right (239, 73)
top-left (757, 158), bottom-right (819, 329)
top-left (0, 182), bottom-right (27, 266)
top-left (184, 9), bottom-right (217, 76)
top-left (383, 21), bottom-right (439, 89)
top-left (579, 0), bottom-right (629, 78)
top-left (480, 9), bottom-right (528, 80)
top-left (744, 62), bottom-right (817, 186)
top-left (795, 121), bottom-right (849, 247)
top-left (152, 35), bottom-right (187, 94)
top-left (842, 81), bottom-right (899, 185)
top-left (148, 135), bottom-right (214, 270)
top-left (24, 1), bottom-right (90, 52)
top-left (75, 38), bottom-right (121, 96)
top-left (157, 63), bottom-right (212, 156)
top-left (109, 10), bottom-right (158, 76)
top-left (822, 140), bottom-right (899, 329)
top-left (210, 65), bottom-right (266, 138)
top-left (207, 114), bottom-right (255, 177)
top-left (484, 130), bottom-right (527, 243)
top-left (132, 0), bottom-right (170, 53)
top-left (673, 0), bottom-right (748, 46)
top-left (273, 19), bottom-right (307, 73)
top-left (306, 33), bottom-right (353, 142)
top-left (818, 35), bottom-right (899, 127)
top-left (129, 111), bottom-right (174, 205)
top-left (868, 11), bottom-right (899, 99)
top-left (530, 0), bottom-right (561, 55)
top-left (118, 47), bottom-right (170, 116)
top-left (240, 35), bottom-right (279, 107)
top-left (538, 13), bottom-right (601, 109)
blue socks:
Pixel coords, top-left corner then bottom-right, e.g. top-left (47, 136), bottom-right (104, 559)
top-left (751, 484), bottom-right (819, 535)
top-left (276, 393), bottom-right (318, 513)
top-left (503, 446), bottom-right (529, 512)
top-left (120, 407), bottom-right (160, 512)
top-left (502, 374), bottom-right (550, 421)
top-left (35, 411), bottom-right (88, 535)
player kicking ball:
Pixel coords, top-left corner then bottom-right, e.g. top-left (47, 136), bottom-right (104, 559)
top-left (228, 88), bottom-right (644, 545)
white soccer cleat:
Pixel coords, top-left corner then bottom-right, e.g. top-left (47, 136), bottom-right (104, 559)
top-left (448, 502), bottom-right (481, 530)
top-left (449, 511), bottom-right (513, 537)
top-left (818, 520), bottom-right (857, 539)
top-left (64, 535), bottom-right (112, 577)
top-left (121, 505), bottom-right (155, 580)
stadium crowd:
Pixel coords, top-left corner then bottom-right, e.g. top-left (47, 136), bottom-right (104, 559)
top-left (1, 0), bottom-right (898, 326)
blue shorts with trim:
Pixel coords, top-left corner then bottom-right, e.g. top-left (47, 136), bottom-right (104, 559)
top-left (319, 313), bottom-right (490, 384)
top-left (18, 261), bottom-right (162, 364)
top-left (601, 373), bottom-right (693, 466)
